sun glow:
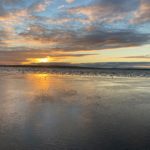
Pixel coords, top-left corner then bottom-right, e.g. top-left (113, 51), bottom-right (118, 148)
top-left (23, 56), bottom-right (53, 64)
top-left (37, 57), bottom-right (51, 63)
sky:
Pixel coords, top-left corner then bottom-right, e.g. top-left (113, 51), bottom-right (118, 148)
top-left (0, 0), bottom-right (150, 68)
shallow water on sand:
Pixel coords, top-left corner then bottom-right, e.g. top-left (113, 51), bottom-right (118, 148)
top-left (0, 70), bottom-right (150, 150)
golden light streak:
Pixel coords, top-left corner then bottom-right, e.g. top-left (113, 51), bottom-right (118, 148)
top-left (22, 56), bottom-right (53, 64)
top-left (36, 57), bottom-right (51, 63)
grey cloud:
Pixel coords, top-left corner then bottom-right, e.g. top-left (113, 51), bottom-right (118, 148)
top-left (93, 0), bottom-right (139, 12)
top-left (0, 3), bottom-right (6, 16)
top-left (68, 0), bottom-right (140, 25)
top-left (2, 0), bottom-right (24, 5)
top-left (122, 55), bottom-right (150, 59)
top-left (0, 50), bottom-right (95, 64)
top-left (80, 62), bottom-right (150, 69)
top-left (19, 25), bottom-right (150, 52)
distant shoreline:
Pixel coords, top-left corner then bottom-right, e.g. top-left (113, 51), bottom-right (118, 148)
top-left (0, 65), bottom-right (150, 71)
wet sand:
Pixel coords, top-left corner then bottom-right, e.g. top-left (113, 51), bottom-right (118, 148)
top-left (0, 68), bottom-right (150, 150)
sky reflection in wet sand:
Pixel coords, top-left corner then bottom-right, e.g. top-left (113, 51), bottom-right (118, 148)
top-left (0, 72), bottom-right (150, 150)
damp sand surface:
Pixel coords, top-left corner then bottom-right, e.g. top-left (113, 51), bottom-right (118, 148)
top-left (0, 67), bottom-right (150, 150)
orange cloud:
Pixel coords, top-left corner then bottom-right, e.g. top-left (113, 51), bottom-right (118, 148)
top-left (131, 0), bottom-right (150, 23)
top-left (68, 4), bottom-right (127, 24)
top-left (33, 0), bottom-right (52, 12)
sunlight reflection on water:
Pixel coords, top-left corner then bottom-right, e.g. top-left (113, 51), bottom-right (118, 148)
top-left (0, 71), bottom-right (150, 150)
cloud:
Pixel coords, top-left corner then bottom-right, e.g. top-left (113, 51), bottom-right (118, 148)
top-left (132, 0), bottom-right (150, 24)
top-left (30, 0), bottom-right (52, 12)
top-left (68, 0), bottom-right (139, 24)
top-left (0, 22), bottom-right (149, 54)
top-left (2, 0), bottom-right (24, 5)
top-left (0, 50), bottom-right (95, 64)
top-left (122, 55), bottom-right (150, 59)
top-left (17, 25), bottom-right (150, 52)
top-left (66, 0), bottom-right (75, 3)
top-left (0, 0), bottom-right (150, 65)
top-left (80, 62), bottom-right (150, 69)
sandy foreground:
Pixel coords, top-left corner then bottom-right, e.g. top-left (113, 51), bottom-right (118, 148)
top-left (0, 68), bottom-right (150, 150)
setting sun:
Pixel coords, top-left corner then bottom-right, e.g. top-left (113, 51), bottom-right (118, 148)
top-left (37, 57), bottom-right (51, 63)
top-left (22, 56), bottom-right (53, 65)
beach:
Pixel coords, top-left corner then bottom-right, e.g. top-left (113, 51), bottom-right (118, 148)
top-left (0, 67), bottom-right (150, 150)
